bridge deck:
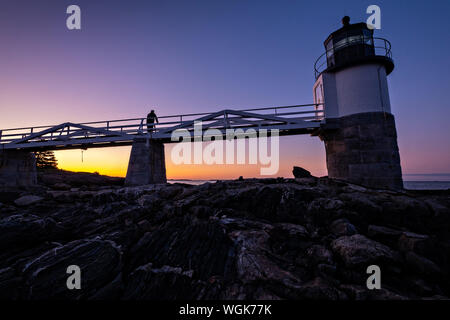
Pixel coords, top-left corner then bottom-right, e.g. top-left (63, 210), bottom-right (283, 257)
top-left (0, 104), bottom-right (324, 151)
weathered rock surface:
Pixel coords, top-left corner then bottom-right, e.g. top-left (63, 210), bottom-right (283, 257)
top-left (14, 195), bottom-right (43, 207)
top-left (37, 169), bottom-right (124, 188)
top-left (330, 218), bottom-right (358, 236)
top-left (292, 166), bottom-right (312, 178)
top-left (331, 234), bottom-right (399, 267)
top-left (22, 239), bottom-right (122, 299)
top-left (0, 173), bottom-right (449, 300)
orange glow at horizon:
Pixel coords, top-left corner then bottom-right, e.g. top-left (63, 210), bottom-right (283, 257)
top-left (54, 140), bottom-right (328, 180)
top-left (54, 146), bottom-right (131, 178)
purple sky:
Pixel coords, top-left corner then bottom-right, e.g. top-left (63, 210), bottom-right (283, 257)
top-left (1, 0), bottom-right (449, 178)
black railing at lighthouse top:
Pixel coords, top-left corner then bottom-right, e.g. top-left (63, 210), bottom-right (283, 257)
top-left (314, 37), bottom-right (393, 80)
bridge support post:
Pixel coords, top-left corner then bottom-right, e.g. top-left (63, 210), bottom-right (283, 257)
top-left (0, 150), bottom-right (37, 187)
top-left (320, 112), bottom-right (403, 190)
top-left (125, 138), bottom-right (167, 186)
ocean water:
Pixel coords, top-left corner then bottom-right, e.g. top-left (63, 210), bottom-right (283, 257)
top-left (168, 179), bottom-right (216, 186)
top-left (169, 174), bottom-right (450, 190)
top-left (403, 174), bottom-right (450, 190)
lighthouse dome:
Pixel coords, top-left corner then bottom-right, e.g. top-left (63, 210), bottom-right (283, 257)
top-left (314, 17), bottom-right (394, 79)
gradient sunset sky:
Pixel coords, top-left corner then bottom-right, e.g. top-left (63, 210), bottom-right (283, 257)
top-left (1, 0), bottom-right (449, 179)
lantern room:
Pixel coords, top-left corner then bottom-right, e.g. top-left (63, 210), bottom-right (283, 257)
top-left (314, 16), bottom-right (394, 79)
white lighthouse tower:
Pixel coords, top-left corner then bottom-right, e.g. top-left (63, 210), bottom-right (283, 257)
top-left (314, 16), bottom-right (403, 189)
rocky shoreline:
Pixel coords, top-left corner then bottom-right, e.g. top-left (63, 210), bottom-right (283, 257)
top-left (0, 170), bottom-right (449, 300)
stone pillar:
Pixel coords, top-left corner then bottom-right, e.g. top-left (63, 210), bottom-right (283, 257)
top-left (320, 112), bottom-right (403, 190)
top-left (0, 150), bottom-right (37, 187)
top-left (125, 138), bottom-right (167, 186)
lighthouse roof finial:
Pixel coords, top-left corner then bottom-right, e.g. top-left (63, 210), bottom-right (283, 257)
top-left (342, 16), bottom-right (350, 27)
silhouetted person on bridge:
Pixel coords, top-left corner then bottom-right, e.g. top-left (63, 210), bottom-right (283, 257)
top-left (147, 109), bottom-right (159, 133)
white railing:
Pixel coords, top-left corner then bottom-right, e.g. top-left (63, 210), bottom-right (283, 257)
top-left (0, 104), bottom-right (324, 149)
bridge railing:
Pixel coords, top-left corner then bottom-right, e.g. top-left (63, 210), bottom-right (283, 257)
top-left (0, 103), bottom-right (324, 146)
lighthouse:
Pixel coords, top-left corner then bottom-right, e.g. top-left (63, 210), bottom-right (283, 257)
top-left (314, 16), bottom-right (403, 189)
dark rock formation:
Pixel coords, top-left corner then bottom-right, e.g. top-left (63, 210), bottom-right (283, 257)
top-left (37, 169), bottom-right (124, 189)
top-left (331, 234), bottom-right (400, 267)
top-left (292, 166), bottom-right (312, 178)
top-left (22, 239), bottom-right (122, 299)
top-left (0, 173), bottom-right (449, 300)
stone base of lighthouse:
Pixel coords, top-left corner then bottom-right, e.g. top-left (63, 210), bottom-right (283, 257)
top-left (0, 150), bottom-right (37, 187)
top-left (125, 138), bottom-right (167, 186)
top-left (320, 112), bottom-right (403, 190)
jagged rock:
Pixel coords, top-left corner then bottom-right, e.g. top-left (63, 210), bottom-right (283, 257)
top-left (281, 277), bottom-right (347, 300)
top-left (230, 230), bottom-right (300, 284)
top-left (89, 273), bottom-right (123, 299)
top-left (398, 232), bottom-right (430, 255)
top-left (270, 223), bottom-right (309, 249)
top-left (252, 286), bottom-right (282, 300)
top-left (0, 215), bottom-right (63, 250)
top-left (368, 288), bottom-right (408, 300)
top-left (309, 198), bottom-right (345, 212)
top-left (306, 245), bottom-right (334, 265)
top-left (21, 239), bottom-right (122, 299)
top-left (52, 183), bottom-right (71, 190)
top-left (137, 219), bottom-right (151, 231)
top-left (338, 192), bottom-right (382, 216)
top-left (0, 173), bottom-right (449, 300)
top-left (292, 166), bottom-right (312, 178)
top-left (240, 186), bottom-right (284, 219)
top-left (405, 252), bottom-right (441, 276)
top-left (38, 169), bottom-right (124, 187)
top-left (1, 192), bottom-right (20, 205)
top-left (219, 217), bottom-right (273, 232)
top-left (381, 195), bottom-right (433, 232)
top-left (126, 218), bottom-right (236, 281)
top-left (425, 199), bottom-right (450, 220)
top-left (331, 234), bottom-right (399, 267)
top-left (91, 190), bottom-right (118, 206)
top-left (339, 284), bottom-right (369, 300)
top-left (123, 263), bottom-right (220, 300)
top-left (137, 193), bottom-right (159, 207)
top-left (367, 225), bottom-right (403, 246)
top-left (307, 198), bottom-right (345, 223)
top-left (14, 195), bottom-right (43, 207)
top-left (330, 218), bottom-right (357, 236)
top-left (317, 263), bottom-right (337, 277)
top-left (422, 295), bottom-right (450, 300)
top-left (0, 267), bottom-right (21, 299)
top-left (407, 277), bottom-right (434, 296)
